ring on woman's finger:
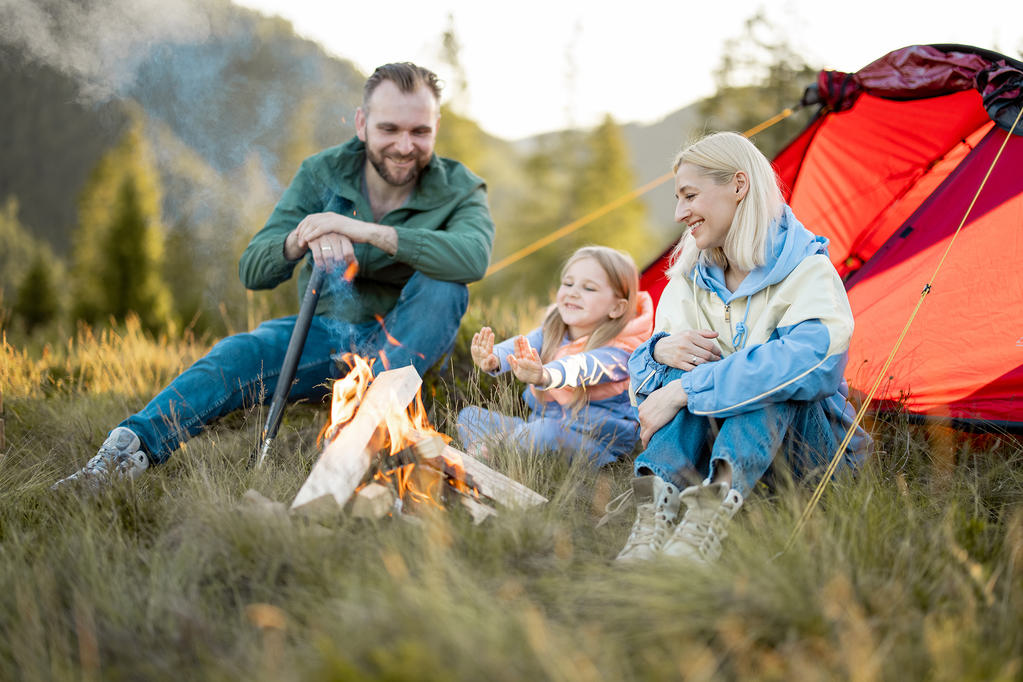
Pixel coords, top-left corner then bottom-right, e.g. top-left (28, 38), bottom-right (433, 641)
top-left (691, 354), bottom-right (699, 364)
top-left (322, 246), bottom-right (332, 251)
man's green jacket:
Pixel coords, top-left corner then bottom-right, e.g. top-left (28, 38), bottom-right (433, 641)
top-left (239, 137), bottom-right (495, 324)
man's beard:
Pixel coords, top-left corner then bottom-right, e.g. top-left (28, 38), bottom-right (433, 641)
top-left (366, 145), bottom-right (427, 187)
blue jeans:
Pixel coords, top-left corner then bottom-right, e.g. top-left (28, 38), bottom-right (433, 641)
top-left (634, 400), bottom-right (838, 496)
top-left (456, 404), bottom-right (638, 466)
top-left (121, 273), bottom-right (468, 463)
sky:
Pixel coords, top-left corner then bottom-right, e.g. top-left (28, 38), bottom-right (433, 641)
top-left (234, 0), bottom-right (1022, 140)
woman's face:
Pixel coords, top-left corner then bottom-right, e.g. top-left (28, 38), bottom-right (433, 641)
top-left (673, 163), bottom-right (745, 252)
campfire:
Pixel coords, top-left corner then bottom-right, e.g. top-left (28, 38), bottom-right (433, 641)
top-left (289, 356), bottom-right (546, 521)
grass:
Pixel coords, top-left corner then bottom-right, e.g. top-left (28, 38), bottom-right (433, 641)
top-left (2, 305), bottom-right (1022, 681)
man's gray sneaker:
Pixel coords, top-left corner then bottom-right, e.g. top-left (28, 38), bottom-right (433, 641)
top-left (52, 427), bottom-right (150, 490)
top-left (661, 482), bottom-right (743, 564)
top-left (615, 475), bottom-right (681, 562)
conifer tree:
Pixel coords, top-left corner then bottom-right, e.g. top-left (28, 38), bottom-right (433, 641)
top-left (570, 115), bottom-right (655, 261)
top-left (700, 11), bottom-right (817, 157)
top-left (71, 111), bottom-right (171, 331)
top-left (13, 253), bottom-right (58, 333)
top-left (100, 175), bottom-right (172, 330)
top-left (0, 197), bottom-right (37, 301)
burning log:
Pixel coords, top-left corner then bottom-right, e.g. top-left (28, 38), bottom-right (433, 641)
top-left (290, 364), bottom-right (421, 511)
top-left (402, 434), bottom-right (547, 509)
top-left (291, 362), bottom-right (547, 518)
top-left (350, 482), bottom-right (396, 519)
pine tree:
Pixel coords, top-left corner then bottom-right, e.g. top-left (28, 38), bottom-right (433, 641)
top-left (100, 175), bottom-right (171, 330)
top-left (570, 115), bottom-right (655, 261)
top-left (71, 110), bottom-right (171, 331)
top-left (0, 196), bottom-right (37, 300)
top-left (700, 11), bottom-right (818, 157)
top-left (13, 253), bottom-right (58, 333)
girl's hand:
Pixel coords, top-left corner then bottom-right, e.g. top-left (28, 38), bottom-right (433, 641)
top-left (470, 327), bottom-right (500, 372)
top-left (638, 380), bottom-right (688, 447)
top-left (507, 335), bottom-right (549, 386)
top-left (653, 330), bottom-right (721, 371)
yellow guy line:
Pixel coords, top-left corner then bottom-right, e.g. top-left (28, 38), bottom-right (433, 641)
top-left (782, 105), bottom-right (1023, 554)
top-left (484, 108), bottom-right (798, 277)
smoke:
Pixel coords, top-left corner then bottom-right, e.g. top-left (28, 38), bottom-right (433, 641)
top-left (0, 0), bottom-right (216, 102)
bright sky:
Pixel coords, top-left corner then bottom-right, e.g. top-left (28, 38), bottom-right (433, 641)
top-left (236, 0), bottom-right (1021, 140)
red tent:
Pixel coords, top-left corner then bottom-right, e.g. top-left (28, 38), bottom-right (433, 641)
top-left (641, 45), bottom-right (1023, 428)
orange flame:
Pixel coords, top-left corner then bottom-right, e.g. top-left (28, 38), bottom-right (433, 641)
top-left (374, 315), bottom-right (403, 347)
top-left (324, 353), bottom-right (475, 511)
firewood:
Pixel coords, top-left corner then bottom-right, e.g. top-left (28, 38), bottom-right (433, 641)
top-left (240, 489), bottom-right (288, 517)
top-left (350, 482), bottom-right (396, 519)
top-left (397, 432), bottom-right (544, 508)
top-left (407, 464), bottom-right (446, 511)
top-left (445, 445), bottom-right (547, 508)
top-left (291, 365), bottom-right (421, 511)
top-left (460, 496), bottom-right (498, 524)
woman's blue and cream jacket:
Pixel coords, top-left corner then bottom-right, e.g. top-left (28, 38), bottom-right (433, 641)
top-left (629, 205), bottom-right (870, 465)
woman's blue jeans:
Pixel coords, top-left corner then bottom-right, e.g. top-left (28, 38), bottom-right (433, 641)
top-left (120, 273), bottom-right (467, 463)
top-left (634, 400), bottom-right (838, 496)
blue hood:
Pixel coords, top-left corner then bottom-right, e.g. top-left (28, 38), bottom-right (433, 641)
top-left (694, 205), bottom-right (829, 303)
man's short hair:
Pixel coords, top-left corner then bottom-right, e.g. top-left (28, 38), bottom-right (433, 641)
top-left (363, 63), bottom-right (442, 109)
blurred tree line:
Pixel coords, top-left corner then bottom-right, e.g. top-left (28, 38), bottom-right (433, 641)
top-left (0, 5), bottom-right (823, 341)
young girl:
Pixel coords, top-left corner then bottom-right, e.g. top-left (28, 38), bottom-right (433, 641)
top-left (457, 246), bottom-right (654, 465)
top-left (616, 132), bottom-right (870, 563)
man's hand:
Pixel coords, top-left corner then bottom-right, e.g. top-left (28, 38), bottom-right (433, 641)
top-left (285, 228), bottom-right (357, 270)
top-left (638, 379), bottom-right (688, 447)
top-left (653, 329), bottom-right (722, 371)
top-left (284, 211), bottom-right (399, 266)
top-left (470, 327), bottom-right (500, 373)
top-left (507, 335), bottom-right (549, 386)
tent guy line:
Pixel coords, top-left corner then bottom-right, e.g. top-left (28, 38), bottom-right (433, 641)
top-left (481, 107), bottom-right (800, 278)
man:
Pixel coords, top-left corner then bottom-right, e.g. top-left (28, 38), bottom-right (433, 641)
top-left (55, 62), bottom-right (495, 487)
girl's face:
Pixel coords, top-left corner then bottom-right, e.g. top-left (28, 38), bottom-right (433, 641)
top-left (674, 162), bottom-right (746, 253)
top-left (556, 257), bottom-right (627, 340)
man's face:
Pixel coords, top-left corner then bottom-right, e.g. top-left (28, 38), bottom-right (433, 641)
top-left (356, 80), bottom-right (439, 187)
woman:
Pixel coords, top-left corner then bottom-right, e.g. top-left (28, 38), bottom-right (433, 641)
top-left (617, 132), bottom-right (869, 564)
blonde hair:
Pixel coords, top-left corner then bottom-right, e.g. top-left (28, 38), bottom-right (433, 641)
top-left (540, 246), bottom-right (639, 363)
top-left (666, 132), bottom-right (784, 280)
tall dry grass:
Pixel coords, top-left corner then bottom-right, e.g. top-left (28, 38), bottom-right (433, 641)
top-left (1, 304), bottom-right (1021, 681)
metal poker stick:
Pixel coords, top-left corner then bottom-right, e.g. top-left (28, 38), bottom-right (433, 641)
top-left (255, 266), bottom-right (325, 468)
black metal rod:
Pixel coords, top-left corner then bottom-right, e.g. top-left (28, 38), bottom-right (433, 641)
top-left (255, 266), bottom-right (325, 468)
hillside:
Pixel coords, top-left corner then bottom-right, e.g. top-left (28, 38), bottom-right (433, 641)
top-left (0, 0), bottom-right (364, 257)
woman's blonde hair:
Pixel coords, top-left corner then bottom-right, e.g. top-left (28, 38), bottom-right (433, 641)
top-left (540, 245), bottom-right (639, 363)
top-left (666, 131), bottom-right (784, 280)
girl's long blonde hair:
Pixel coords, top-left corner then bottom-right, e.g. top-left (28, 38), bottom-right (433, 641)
top-left (539, 246), bottom-right (639, 363)
top-left (666, 132), bottom-right (784, 281)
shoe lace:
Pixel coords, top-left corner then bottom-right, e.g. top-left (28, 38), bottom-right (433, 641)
top-left (83, 444), bottom-right (139, 479)
top-left (596, 488), bottom-right (633, 528)
top-left (677, 493), bottom-right (741, 558)
top-left (621, 498), bottom-right (676, 552)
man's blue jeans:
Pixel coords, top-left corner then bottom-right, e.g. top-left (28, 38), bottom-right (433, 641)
top-left (634, 400), bottom-right (838, 496)
top-left (121, 273), bottom-right (468, 463)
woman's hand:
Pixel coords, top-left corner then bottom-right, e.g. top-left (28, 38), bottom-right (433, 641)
top-left (638, 380), bottom-right (688, 447)
top-left (470, 327), bottom-right (500, 372)
top-left (653, 330), bottom-right (721, 371)
top-left (508, 335), bottom-right (549, 386)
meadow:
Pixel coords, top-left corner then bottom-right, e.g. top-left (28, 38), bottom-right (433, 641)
top-left (2, 302), bottom-right (1021, 681)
